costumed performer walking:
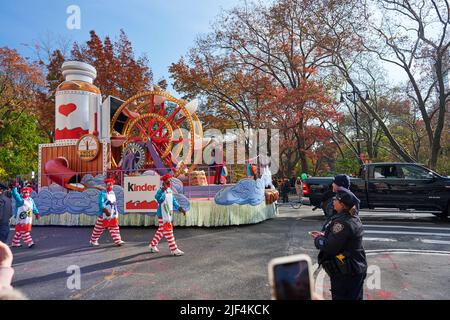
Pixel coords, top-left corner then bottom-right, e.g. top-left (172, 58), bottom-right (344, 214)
top-left (90, 178), bottom-right (125, 247)
top-left (10, 185), bottom-right (39, 248)
top-left (149, 174), bottom-right (186, 256)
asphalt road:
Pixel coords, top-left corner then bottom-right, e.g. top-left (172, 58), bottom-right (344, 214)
top-left (7, 204), bottom-right (450, 300)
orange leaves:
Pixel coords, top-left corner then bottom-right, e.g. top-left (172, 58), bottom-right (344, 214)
top-left (0, 47), bottom-right (46, 118)
top-left (71, 30), bottom-right (152, 100)
top-left (0, 47), bottom-right (45, 89)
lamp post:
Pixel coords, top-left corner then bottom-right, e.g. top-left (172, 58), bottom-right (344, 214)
top-left (340, 89), bottom-right (370, 164)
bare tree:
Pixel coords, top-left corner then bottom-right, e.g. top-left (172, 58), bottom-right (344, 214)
top-left (319, 0), bottom-right (449, 169)
top-left (368, 0), bottom-right (449, 169)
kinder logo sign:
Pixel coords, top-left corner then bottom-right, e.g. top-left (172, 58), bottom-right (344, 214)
top-left (124, 175), bottom-right (160, 213)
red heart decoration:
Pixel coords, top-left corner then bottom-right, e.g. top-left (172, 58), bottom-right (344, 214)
top-left (58, 103), bottom-right (77, 117)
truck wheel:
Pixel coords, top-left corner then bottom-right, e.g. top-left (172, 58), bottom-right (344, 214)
top-left (442, 203), bottom-right (450, 220)
top-left (434, 204), bottom-right (449, 221)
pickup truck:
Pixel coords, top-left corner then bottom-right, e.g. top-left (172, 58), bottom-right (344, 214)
top-left (303, 162), bottom-right (450, 218)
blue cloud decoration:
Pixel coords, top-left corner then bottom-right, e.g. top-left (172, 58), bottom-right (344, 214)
top-left (214, 178), bottom-right (265, 206)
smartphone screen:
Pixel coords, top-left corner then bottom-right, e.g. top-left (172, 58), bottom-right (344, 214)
top-left (273, 260), bottom-right (312, 300)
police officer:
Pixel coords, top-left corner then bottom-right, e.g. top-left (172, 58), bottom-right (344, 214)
top-left (310, 188), bottom-right (367, 300)
top-left (321, 174), bottom-right (358, 217)
top-left (319, 175), bottom-right (360, 242)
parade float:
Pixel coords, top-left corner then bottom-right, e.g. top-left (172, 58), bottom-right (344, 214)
top-left (25, 61), bottom-right (278, 227)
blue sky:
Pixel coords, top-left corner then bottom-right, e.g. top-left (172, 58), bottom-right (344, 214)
top-left (0, 0), bottom-right (244, 90)
top-left (0, 0), bottom-right (410, 92)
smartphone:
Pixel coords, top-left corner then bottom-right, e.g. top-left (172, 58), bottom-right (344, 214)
top-left (268, 254), bottom-right (314, 300)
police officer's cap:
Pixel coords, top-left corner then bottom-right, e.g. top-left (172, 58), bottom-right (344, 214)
top-left (333, 174), bottom-right (350, 189)
top-left (335, 189), bottom-right (358, 208)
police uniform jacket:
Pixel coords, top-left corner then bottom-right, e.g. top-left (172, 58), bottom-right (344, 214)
top-left (315, 211), bottom-right (367, 276)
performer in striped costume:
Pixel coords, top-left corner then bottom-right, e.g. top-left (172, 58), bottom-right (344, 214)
top-left (149, 174), bottom-right (186, 256)
top-left (90, 178), bottom-right (125, 246)
top-left (11, 186), bottom-right (40, 248)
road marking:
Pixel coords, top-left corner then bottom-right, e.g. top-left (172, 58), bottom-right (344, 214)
top-left (365, 249), bottom-right (450, 256)
top-left (314, 249), bottom-right (450, 271)
top-left (364, 237), bottom-right (450, 244)
top-left (420, 239), bottom-right (450, 245)
top-left (365, 230), bottom-right (450, 237)
top-left (359, 212), bottom-right (431, 217)
top-left (360, 208), bottom-right (436, 213)
top-left (364, 237), bottom-right (397, 242)
top-left (364, 225), bottom-right (450, 231)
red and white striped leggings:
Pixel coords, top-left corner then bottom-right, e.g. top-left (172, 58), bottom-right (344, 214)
top-left (90, 217), bottom-right (122, 244)
top-left (150, 217), bottom-right (178, 251)
top-left (12, 231), bottom-right (33, 246)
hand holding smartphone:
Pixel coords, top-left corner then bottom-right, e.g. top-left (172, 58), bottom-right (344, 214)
top-left (309, 231), bottom-right (324, 238)
top-left (268, 254), bottom-right (314, 300)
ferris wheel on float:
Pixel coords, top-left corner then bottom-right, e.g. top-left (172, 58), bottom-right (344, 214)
top-left (110, 87), bottom-right (203, 177)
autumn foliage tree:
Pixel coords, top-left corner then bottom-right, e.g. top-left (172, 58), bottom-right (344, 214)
top-left (0, 47), bottom-right (48, 179)
top-left (256, 82), bottom-right (339, 175)
top-left (170, 0), bottom-right (342, 175)
top-left (71, 30), bottom-right (153, 100)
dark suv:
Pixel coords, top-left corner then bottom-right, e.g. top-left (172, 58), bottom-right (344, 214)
top-left (303, 163), bottom-right (450, 218)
